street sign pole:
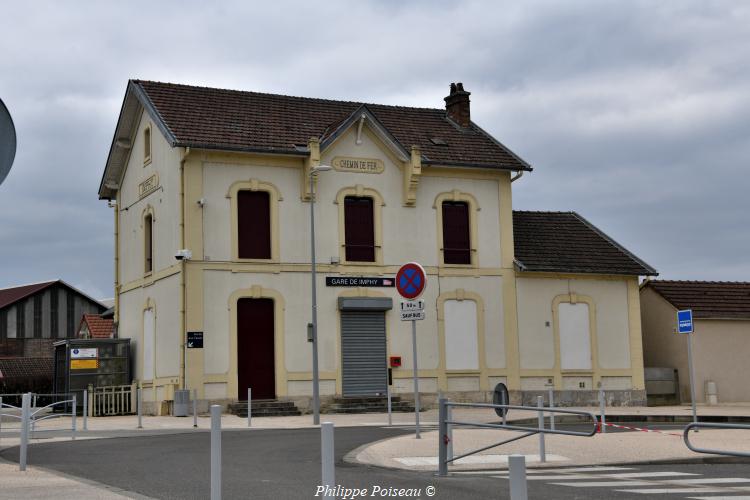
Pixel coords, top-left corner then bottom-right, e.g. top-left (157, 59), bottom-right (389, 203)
top-left (687, 328), bottom-right (698, 425)
top-left (411, 318), bottom-right (420, 439)
top-left (677, 309), bottom-right (698, 426)
top-left (396, 262), bottom-right (427, 441)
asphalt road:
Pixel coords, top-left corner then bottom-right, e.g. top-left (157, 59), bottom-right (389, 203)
top-left (2, 425), bottom-right (747, 499)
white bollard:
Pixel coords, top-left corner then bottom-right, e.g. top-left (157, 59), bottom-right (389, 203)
top-left (548, 386), bottom-right (555, 431)
top-left (537, 396), bottom-right (546, 463)
top-left (508, 454), bottom-right (528, 500)
top-left (137, 388), bottom-right (143, 429)
top-left (71, 394), bottom-right (77, 440)
top-left (247, 387), bottom-right (253, 427)
top-left (193, 389), bottom-right (198, 428)
top-left (599, 388), bottom-right (606, 434)
top-left (19, 393), bottom-right (30, 471)
top-left (321, 422), bottom-right (335, 497)
top-left (210, 405), bottom-right (222, 500)
top-left (83, 390), bottom-right (88, 431)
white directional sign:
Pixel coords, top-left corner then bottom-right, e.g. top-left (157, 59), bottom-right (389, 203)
top-left (400, 299), bottom-right (425, 312)
top-left (400, 299), bottom-right (425, 321)
top-left (400, 310), bottom-right (425, 321)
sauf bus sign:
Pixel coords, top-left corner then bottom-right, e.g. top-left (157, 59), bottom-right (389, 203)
top-left (677, 309), bottom-right (694, 334)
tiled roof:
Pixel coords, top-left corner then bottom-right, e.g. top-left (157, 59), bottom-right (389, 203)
top-left (643, 280), bottom-right (750, 320)
top-left (513, 211), bottom-right (657, 276)
top-left (0, 281), bottom-right (57, 309)
top-left (133, 80), bottom-right (532, 171)
top-left (79, 314), bottom-right (114, 339)
top-left (0, 358), bottom-right (53, 379)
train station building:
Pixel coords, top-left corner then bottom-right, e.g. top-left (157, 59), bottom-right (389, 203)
top-left (98, 80), bottom-right (656, 413)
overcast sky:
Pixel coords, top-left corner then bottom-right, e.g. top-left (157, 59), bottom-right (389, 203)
top-left (1, 1), bottom-right (748, 299)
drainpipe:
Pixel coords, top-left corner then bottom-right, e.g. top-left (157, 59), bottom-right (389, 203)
top-left (510, 170), bottom-right (524, 183)
top-left (179, 147), bottom-right (190, 390)
top-left (113, 197), bottom-right (120, 328)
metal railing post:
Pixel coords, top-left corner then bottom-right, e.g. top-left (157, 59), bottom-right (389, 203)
top-left (438, 398), bottom-right (448, 476)
top-left (599, 387), bottom-right (606, 433)
top-left (137, 387), bottom-right (143, 429)
top-left (19, 393), bottom-right (30, 471)
top-left (321, 422), bottom-right (335, 497)
top-left (193, 389), bottom-right (198, 428)
top-left (501, 390), bottom-right (507, 426)
top-left (210, 405), bottom-right (221, 500)
top-left (537, 395), bottom-right (546, 463)
top-left (83, 390), bottom-right (88, 431)
top-left (386, 385), bottom-right (392, 426)
top-left (71, 394), bottom-right (77, 440)
top-left (508, 454), bottom-right (528, 500)
top-left (548, 386), bottom-right (555, 431)
top-left (447, 404), bottom-right (453, 462)
top-left (247, 387), bottom-right (253, 427)
top-left (0, 395), bottom-right (3, 434)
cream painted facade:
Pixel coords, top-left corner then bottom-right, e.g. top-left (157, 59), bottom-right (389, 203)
top-left (515, 274), bottom-right (646, 404)
top-left (111, 105), bottom-right (646, 412)
top-left (640, 287), bottom-right (750, 403)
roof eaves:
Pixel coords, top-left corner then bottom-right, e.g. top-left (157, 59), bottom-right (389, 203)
top-left (467, 120), bottom-right (534, 172)
top-left (176, 143), bottom-right (309, 157)
top-left (571, 212), bottom-right (659, 276)
top-left (130, 80), bottom-right (179, 147)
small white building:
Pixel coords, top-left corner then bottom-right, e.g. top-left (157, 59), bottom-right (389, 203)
top-left (98, 80), bottom-right (656, 413)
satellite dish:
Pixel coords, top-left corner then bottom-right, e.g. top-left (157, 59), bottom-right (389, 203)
top-left (0, 97), bottom-right (17, 187)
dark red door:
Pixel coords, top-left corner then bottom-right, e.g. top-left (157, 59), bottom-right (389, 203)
top-left (237, 298), bottom-right (275, 400)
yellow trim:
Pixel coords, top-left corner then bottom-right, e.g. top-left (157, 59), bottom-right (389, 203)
top-left (403, 146), bottom-right (421, 206)
top-left (227, 179), bottom-right (282, 263)
top-left (119, 264), bottom-right (181, 294)
top-left (334, 185), bottom-right (385, 266)
top-left (228, 286), bottom-right (287, 399)
top-left (551, 294), bottom-right (599, 388)
top-left (436, 289), bottom-right (489, 391)
top-left (433, 190), bottom-right (481, 268)
top-left (626, 277), bottom-right (646, 390)
top-left (498, 172), bottom-right (515, 269)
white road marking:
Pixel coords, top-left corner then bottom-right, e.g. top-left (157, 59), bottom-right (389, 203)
top-left (394, 454), bottom-right (568, 466)
top-left (668, 478), bottom-right (750, 484)
top-left (688, 497), bottom-right (750, 500)
top-left (553, 466), bottom-right (635, 473)
top-left (616, 487), bottom-right (735, 494)
top-left (551, 481), bottom-right (654, 487)
top-left (599, 472), bottom-right (700, 478)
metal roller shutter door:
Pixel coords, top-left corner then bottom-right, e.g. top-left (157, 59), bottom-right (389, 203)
top-left (341, 311), bottom-right (387, 396)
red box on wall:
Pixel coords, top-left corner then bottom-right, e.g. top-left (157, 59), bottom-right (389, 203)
top-left (389, 356), bottom-right (402, 368)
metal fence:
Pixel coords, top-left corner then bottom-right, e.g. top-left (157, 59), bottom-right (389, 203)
top-left (684, 422), bottom-right (750, 458)
top-left (437, 397), bottom-right (598, 476)
top-left (89, 383), bottom-right (136, 416)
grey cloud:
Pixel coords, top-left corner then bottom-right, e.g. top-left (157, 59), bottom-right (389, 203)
top-left (1, 0), bottom-right (748, 298)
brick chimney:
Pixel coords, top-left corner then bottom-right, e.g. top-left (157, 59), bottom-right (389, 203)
top-left (444, 82), bottom-right (471, 127)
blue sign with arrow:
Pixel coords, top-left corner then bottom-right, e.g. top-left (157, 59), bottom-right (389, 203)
top-left (677, 309), bottom-right (693, 334)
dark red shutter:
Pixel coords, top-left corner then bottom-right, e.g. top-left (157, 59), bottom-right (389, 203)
top-left (344, 197), bottom-right (375, 262)
top-left (238, 191), bottom-right (271, 259)
top-left (442, 201), bottom-right (471, 264)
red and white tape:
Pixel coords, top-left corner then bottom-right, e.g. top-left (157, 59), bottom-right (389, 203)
top-left (598, 421), bottom-right (682, 437)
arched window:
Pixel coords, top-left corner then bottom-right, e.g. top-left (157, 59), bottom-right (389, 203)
top-left (238, 190), bottom-right (271, 259)
top-left (344, 196), bottom-right (375, 262)
top-left (144, 213), bottom-right (153, 274)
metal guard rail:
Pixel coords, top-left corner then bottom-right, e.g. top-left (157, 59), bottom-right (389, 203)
top-left (683, 422), bottom-right (750, 458)
top-left (438, 399), bottom-right (598, 476)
